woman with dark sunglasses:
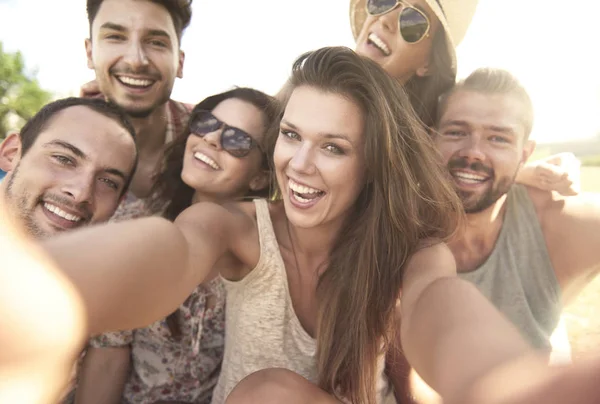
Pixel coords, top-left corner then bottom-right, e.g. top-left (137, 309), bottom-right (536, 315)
top-left (350, 0), bottom-right (580, 195)
top-left (72, 87), bottom-right (278, 404)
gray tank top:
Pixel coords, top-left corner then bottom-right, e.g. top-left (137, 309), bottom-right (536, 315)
top-left (459, 185), bottom-right (562, 352)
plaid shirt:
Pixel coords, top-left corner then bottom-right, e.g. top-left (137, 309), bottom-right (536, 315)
top-left (111, 99), bottom-right (193, 222)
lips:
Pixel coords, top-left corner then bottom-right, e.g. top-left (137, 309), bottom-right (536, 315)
top-left (41, 201), bottom-right (87, 231)
top-left (367, 32), bottom-right (391, 56)
top-left (193, 151), bottom-right (221, 170)
top-left (287, 177), bottom-right (325, 208)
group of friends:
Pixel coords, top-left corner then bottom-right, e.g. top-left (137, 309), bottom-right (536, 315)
top-left (1, 0), bottom-right (599, 403)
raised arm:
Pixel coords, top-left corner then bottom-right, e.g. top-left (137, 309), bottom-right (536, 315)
top-left (398, 242), bottom-right (600, 404)
top-left (42, 202), bottom-right (249, 335)
top-left (399, 243), bottom-right (540, 403)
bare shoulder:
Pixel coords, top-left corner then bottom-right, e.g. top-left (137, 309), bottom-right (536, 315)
top-left (404, 240), bottom-right (457, 286)
top-left (174, 200), bottom-right (259, 247)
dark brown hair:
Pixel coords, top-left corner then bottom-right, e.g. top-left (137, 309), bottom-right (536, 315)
top-left (273, 46), bottom-right (463, 403)
top-left (87, 0), bottom-right (193, 44)
top-left (403, 30), bottom-right (456, 129)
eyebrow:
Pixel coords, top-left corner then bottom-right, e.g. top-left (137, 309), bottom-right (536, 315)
top-left (441, 120), bottom-right (516, 136)
top-left (43, 140), bottom-right (86, 158)
top-left (100, 23), bottom-right (171, 40)
top-left (281, 119), bottom-right (355, 145)
top-left (43, 140), bottom-right (128, 181)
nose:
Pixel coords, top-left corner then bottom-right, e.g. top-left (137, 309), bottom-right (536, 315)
top-left (289, 143), bottom-right (316, 175)
top-left (60, 173), bottom-right (94, 205)
top-left (123, 40), bottom-right (149, 70)
top-left (202, 128), bottom-right (223, 151)
top-left (457, 134), bottom-right (487, 163)
top-left (379, 5), bottom-right (401, 34)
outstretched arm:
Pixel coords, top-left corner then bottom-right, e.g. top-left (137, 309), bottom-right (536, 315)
top-left (398, 242), bottom-right (600, 404)
top-left (42, 202), bottom-right (244, 335)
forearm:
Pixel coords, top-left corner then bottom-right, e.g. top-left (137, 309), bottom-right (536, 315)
top-left (74, 347), bottom-right (131, 404)
top-left (42, 217), bottom-right (204, 335)
top-left (401, 277), bottom-right (541, 403)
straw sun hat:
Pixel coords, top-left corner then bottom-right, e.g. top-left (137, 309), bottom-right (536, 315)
top-left (349, 0), bottom-right (479, 71)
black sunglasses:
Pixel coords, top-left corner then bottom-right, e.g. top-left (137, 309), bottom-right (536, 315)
top-left (366, 0), bottom-right (431, 44)
top-left (188, 110), bottom-right (262, 158)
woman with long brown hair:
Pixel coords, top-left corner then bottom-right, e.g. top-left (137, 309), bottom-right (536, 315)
top-left (38, 47), bottom-right (600, 404)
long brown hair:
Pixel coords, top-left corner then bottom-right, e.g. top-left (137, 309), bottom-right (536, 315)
top-left (272, 47), bottom-right (463, 403)
top-left (404, 30), bottom-right (456, 128)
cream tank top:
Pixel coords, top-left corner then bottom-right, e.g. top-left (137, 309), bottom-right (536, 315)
top-left (210, 199), bottom-right (394, 403)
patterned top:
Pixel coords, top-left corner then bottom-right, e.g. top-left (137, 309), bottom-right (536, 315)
top-left (90, 278), bottom-right (226, 404)
top-left (111, 99), bottom-right (192, 221)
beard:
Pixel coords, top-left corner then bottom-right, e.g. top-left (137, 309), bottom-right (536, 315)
top-left (5, 163), bottom-right (47, 238)
top-left (447, 157), bottom-right (517, 214)
top-left (105, 66), bottom-right (173, 119)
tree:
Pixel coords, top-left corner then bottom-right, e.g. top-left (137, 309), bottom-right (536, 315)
top-left (0, 41), bottom-right (52, 139)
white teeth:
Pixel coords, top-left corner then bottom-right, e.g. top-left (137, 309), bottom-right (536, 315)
top-left (454, 172), bottom-right (487, 183)
top-left (288, 179), bottom-right (322, 195)
top-left (44, 203), bottom-right (82, 222)
top-left (194, 152), bottom-right (220, 170)
top-left (117, 76), bottom-right (154, 87)
top-left (368, 33), bottom-right (390, 56)
top-left (292, 192), bottom-right (312, 203)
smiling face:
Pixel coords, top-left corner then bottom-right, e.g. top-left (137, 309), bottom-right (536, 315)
top-left (274, 86), bottom-right (366, 229)
top-left (0, 106), bottom-right (136, 238)
top-left (435, 90), bottom-right (535, 213)
top-left (180, 98), bottom-right (268, 202)
top-left (85, 0), bottom-right (184, 118)
top-left (355, 0), bottom-right (440, 83)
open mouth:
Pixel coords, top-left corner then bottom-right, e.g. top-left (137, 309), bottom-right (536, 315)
top-left (452, 171), bottom-right (490, 185)
top-left (41, 201), bottom-right (86, 231)
top-left (288, 178), bottom-right (325, 205)
top-left (194, 151), bottom-right (221, 170)
top-left (367, 33), bottom-right (391, 56)
top-left (115, 75), bottom-right (156, 90)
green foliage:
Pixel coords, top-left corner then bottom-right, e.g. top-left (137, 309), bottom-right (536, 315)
top-left (580, 154), bottom-right (600, 167)
top-left (0, 41), bottom-right (52, 139)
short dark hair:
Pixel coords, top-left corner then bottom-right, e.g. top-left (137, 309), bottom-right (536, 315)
top-left (19, 97), bottom-right (138, 196)
top-left (86, 0), bottom-right (193, 44)
top-left (437, 68), bottom-right (534, 140)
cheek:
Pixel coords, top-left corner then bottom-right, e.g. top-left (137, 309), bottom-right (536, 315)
top-left (273, 139), bottom-right (291, 172)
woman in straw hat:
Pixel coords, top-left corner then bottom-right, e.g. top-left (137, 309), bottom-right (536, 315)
top-left (350, 0), bottom-right (579, 195)
top-left (14, 46), bottom-right (598, 404)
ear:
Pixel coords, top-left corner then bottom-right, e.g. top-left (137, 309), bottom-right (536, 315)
top-left (415, 61), bottom-right (431, 78)
top-left (85, 38), bottom-right (94, 70)
top-left (248, 170), bottom-right (270, 192)
top-left (177, 50), bottom-right (185, 79)
top-left (521, 139), bottom-right (536, 164)
top-left (0, 133), bottom-right (22, 172)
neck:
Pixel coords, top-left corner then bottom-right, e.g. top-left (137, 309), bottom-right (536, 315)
top-left (448, 194), bottom-right (509, 272)
top-left (191, 191), bottom-right (239, 205)
top-left (286, 214), bottom-right (346, 270)
top-left (129, 103), bottom-right (170, 153)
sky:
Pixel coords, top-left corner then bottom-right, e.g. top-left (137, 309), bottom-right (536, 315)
top-left (0, 0), bottom-right (599, 144)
